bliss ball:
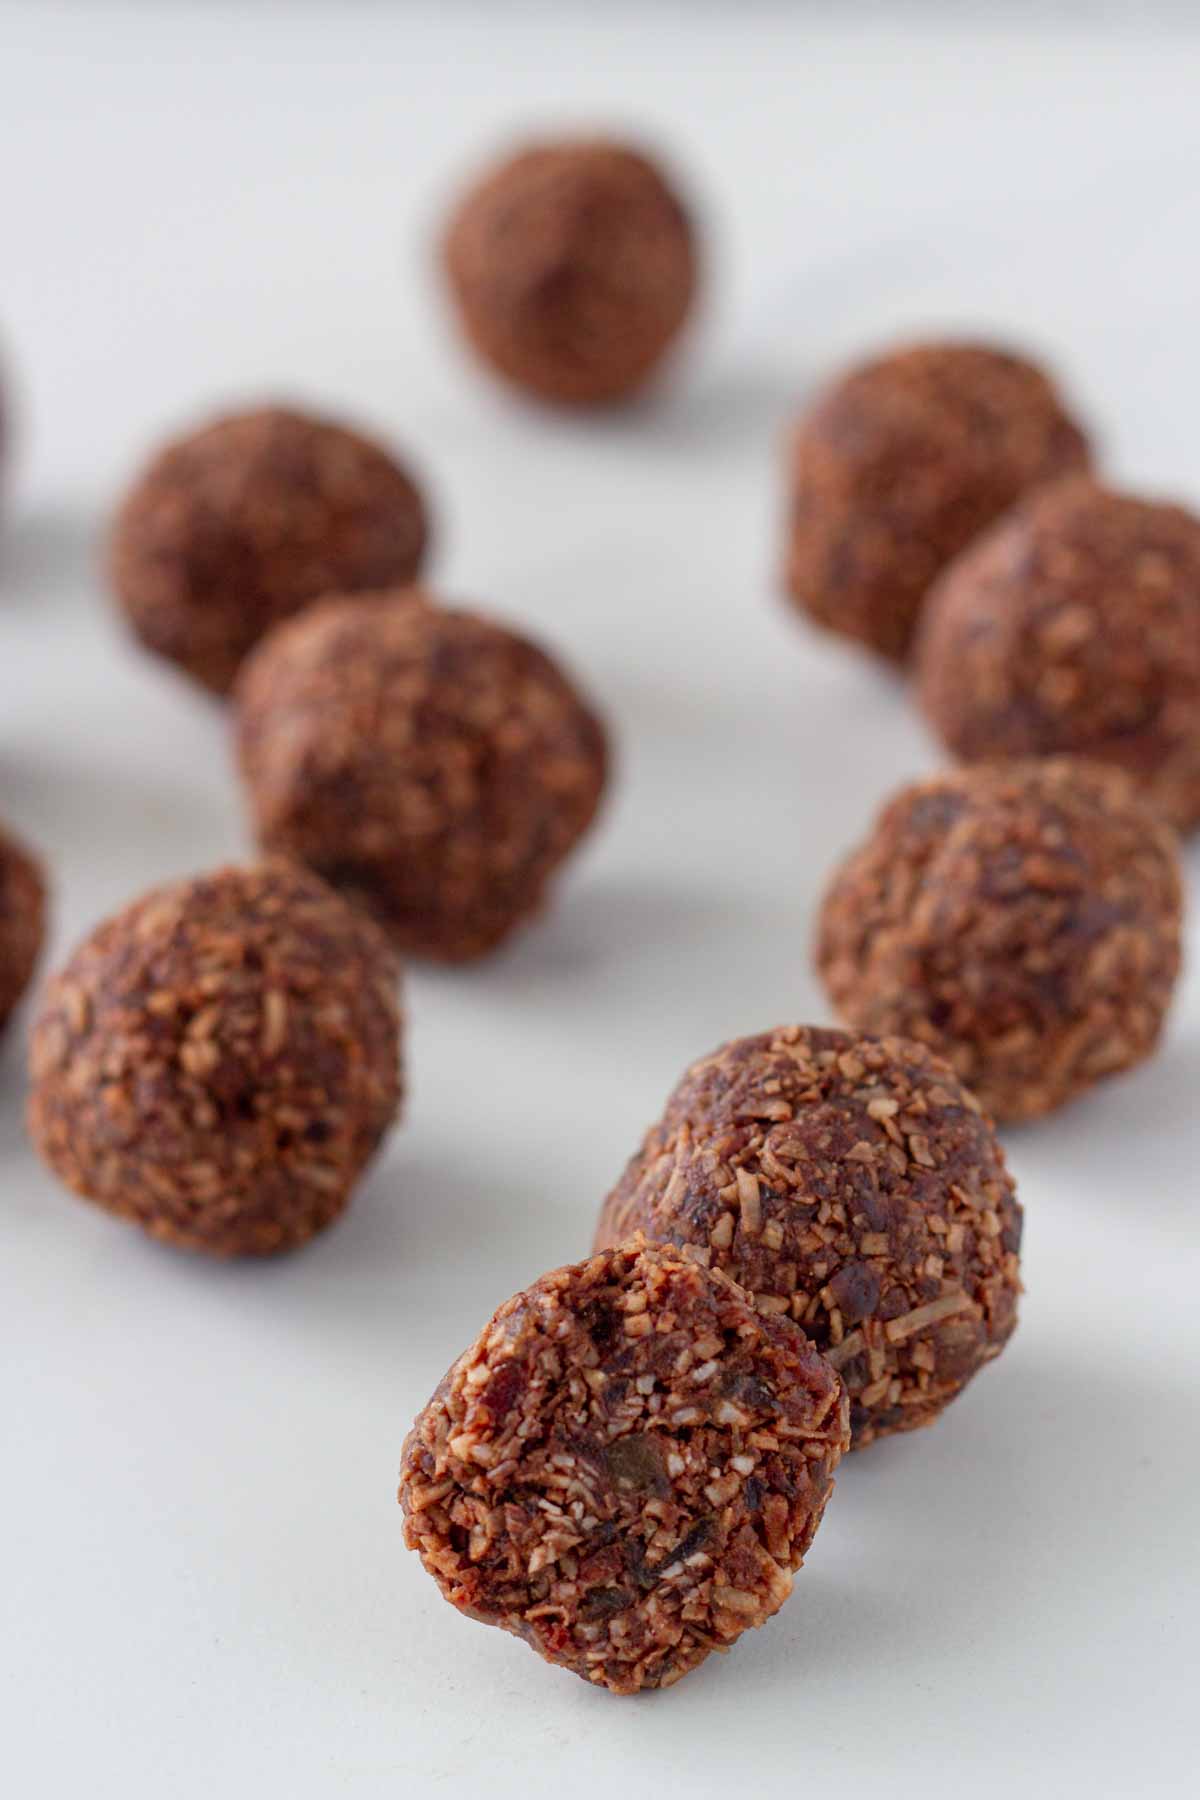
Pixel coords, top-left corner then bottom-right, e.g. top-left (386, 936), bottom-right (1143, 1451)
top-left (109, 406), bottom-right (431, 695)
top-left (595, 1028), bottom-right (1021, 1450)
top-left (28, 861), bottom-right (401, 1256)
top-left (399, 1235), bottom-right (848, 1694)
top-left (442, 138), bottom-right (698, 408)
top-left (234, 590), bottom-right (608, 961)
top-left (0, 821), bottom-right (47, 1035)
top-left (917, 478), bottom-right (1200, 831)
top-left (817, 760), bottom-right (1184, 1122)
top-left (783, 342), bottom-right (1089, 661)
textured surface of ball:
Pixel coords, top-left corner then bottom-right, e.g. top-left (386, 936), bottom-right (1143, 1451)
top-left (443, 138), bottom-right (697, 407)
top-left (0, 822), bottom-right (46, 1034)
top-left (28, 861), bottom-right (401, 1255)
top-left (596, 1028), bottom-right (1021, 1449)
top-left (235, 590), bottom-right (608, 961)
top-left (816, 760), bottom-right (1184, 1121)
top-left (399, 1235), bottom-right (848, 1693)
top-left (917, 478), bottom-right (1200, 831)
top-left (783, 342), bottom-right (1089, 661)
top-left (110, 406), bottom-right (430, 694)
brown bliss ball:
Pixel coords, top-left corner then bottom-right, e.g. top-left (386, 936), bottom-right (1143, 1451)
top-left (595, 1028), bottom-right (1021, 1450)
top-left (399, 1235), bottom-right (848, 1694)
top-left (234, 590), bottom-right (608, 962)
top-left (817, 760), bottom-right (1184, 1122)
top-left (28, 861), bottom-right (401, 1256)
top-left (917, 478), bottom-right (1200, 831)
top-left (109, 406), bottom-right (430, 695)
top-left (783, 341), bottom-right (1089, 661)
top-left (443, 138), bottom-right (698, 408)
top-left (0, 821), bottom-right (47, 1034)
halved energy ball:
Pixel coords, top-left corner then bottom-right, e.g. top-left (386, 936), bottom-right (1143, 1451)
top-left (399, 1236), bottom-right (849, 1693)
top-left (28, 861), bottom-right (401, 1255)
top-left (816, 760), bottom-right (1184, 1120)
top-left (596, 1028), bottom-right (1021, 1449)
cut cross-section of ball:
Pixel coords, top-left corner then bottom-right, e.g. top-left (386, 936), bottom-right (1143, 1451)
top-left (399, 1236), bottom-right (848, 1693)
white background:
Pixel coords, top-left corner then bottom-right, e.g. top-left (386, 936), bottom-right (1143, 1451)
top-left (2, 4), bottom-right (1197, 1795)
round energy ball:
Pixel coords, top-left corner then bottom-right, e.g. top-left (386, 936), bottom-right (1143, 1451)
top-left (443, 138), bottom-right (698, 407)
top-left (0, 821), bottom-right (46, 1035)
top-left (783, 341), bottom-right (1090, 661)
top-left (917, 478), bottom-right (1200, 831)
top-left (234, 590), bottom-right (608, 961)
top-left (816, 760), bottom-right (1184, 1122)
top-left (109, 406), bottom-right (430, 695)
top-left (28, 861), bottom-right (401, 1256)
top-left (399, 1235), bottom-right (849, 1694)
top-left (595, 1028), bottom-right (1021, 1450)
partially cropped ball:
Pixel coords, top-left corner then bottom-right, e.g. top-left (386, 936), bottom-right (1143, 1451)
top-left (917, 478), bottom-right (1200, 831)
top-left (235, 590), bottom-right (608, 961)
top-left (0, 821), bottom-right (46, 1034)
top-left (443, 138), bottom-right (697, 407)
top-left (110, 406), bottom-right (430, 694)
top-left (817, 760), bottom-right (1183, 1121)
top-left (400, 1235), bottom-right (848, 1694)
top-left (596, 1028), bottom-right (1021, 1449)
top-left (783, 342), bottom-right (1089, 661)
top-left (28, 862), bottom-right (401, 1255)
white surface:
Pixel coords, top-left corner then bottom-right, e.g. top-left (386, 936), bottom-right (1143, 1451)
top-left (2, 4), bottom-right (1198, 1796)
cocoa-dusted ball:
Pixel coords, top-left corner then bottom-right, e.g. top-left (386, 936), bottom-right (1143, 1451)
top-left (917, 478), bottom-right (1200, 831)
top-left (235, 590), bottom-right (608, 961)
top-left (817, 761), bottom-right (1184, 1122)
top-left (109, 406), bottom-right (430, 695)
top-left (400, 1235), bottom-right (848, 1694)
top-left (28, 861), bottom-right (401, 1256)
top-left (783, 342), bottom-right (1089, 661)
top-left (595, 1028), bottom-right (1021, 1449)
top-left (0, 821), bottom-right (46, 1034)
top-left (443, 138), bottom-right (697, 407)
